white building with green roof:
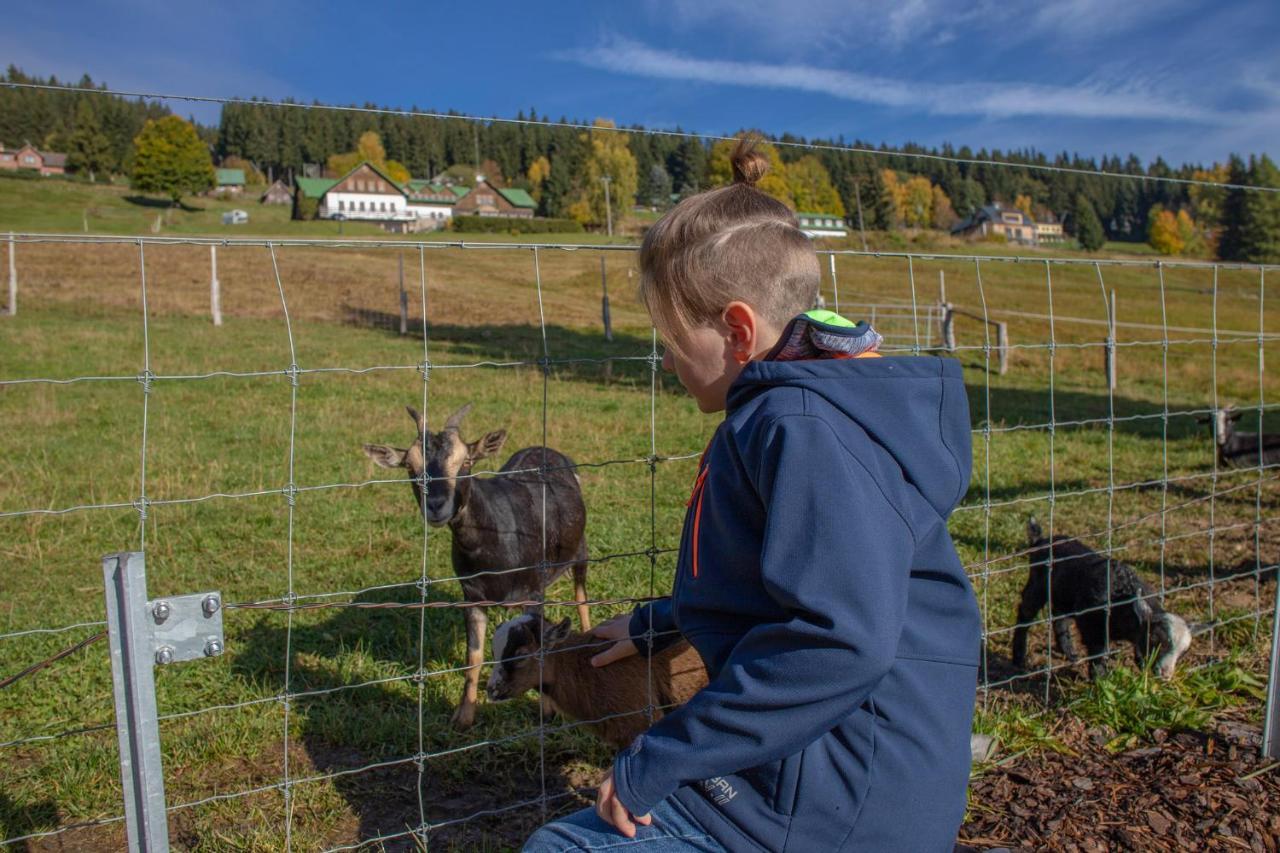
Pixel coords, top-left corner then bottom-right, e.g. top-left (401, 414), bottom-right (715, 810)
top-left (796, 212), bottom-right (848, 238)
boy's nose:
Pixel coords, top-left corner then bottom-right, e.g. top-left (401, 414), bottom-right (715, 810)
top-left (661, 349), bottom-right (674, 373)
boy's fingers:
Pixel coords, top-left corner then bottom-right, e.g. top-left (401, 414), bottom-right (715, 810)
top-left (591, 640), bottom-right (636, 668)
top-left (634, 812), bottom-right (653, 826)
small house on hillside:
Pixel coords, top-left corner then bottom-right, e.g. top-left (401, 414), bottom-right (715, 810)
top-left (215, 168), bottom-right (246, 195)
top-left (260, 180), bottom-right (293, 205)
top-left (293, 162), bottom-right (455, 232)
top-left (797, 212), bottom-right (848, 239)
top-left (452, 177), bottom-right (535, 218)
top-left (0, 144), bottom-right (66, 176)
top-left (951, 203), bottom-right (1040, 246)
top-left (1035, 215), bottom-right (1064, 242)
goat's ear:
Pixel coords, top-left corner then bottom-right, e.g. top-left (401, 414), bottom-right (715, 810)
top-left (363, 444), bottom-right (408, 469)
top-left (1131, 596), bottom-right (1154, 623)
top-left (405, 406), bottom-right (427, 434)
top-left (1227, 408), bottom-right (1243, 422)
top-left (470, 429), bottom-right (507, 461)
top-left (545, 617), bottom-right (572, 645)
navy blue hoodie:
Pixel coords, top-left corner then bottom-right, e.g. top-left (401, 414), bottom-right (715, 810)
top-left (613, 324), bottom-right (980, 853)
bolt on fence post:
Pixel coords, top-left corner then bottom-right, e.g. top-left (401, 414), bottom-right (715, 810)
top-left (103, 551), bottom-right (170, 853)
top-left (210, 245), bottom-right (222, 327)
top-left (7, 231), bottom-right (15, 316)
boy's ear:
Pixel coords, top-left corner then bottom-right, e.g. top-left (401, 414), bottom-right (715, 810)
top-left (363, 444), bottom-right (408, 469)
top-left (722, 301), bottom-right (759, 358)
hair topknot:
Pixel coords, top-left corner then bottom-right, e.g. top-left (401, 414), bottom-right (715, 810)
top-left (730, 135), bottom-right (770, 187)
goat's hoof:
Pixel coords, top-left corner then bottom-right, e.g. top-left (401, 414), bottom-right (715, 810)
top-left (451, 705), bottom-right (477, 730)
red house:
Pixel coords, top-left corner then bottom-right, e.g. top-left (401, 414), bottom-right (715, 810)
top-left (0, 144), bottom-right (67, 176)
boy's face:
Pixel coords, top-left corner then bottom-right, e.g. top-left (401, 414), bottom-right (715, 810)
top-left (661, 322), bottom-right (742, 414)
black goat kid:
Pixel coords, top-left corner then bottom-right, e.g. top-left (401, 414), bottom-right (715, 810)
top-left (363, 403), bottom-right (590, 729)
top-left (1012, 518), bottom-right (1191, 680)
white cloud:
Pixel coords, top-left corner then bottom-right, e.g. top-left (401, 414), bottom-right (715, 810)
top-left (560, 38), bottom-right (1224, 124)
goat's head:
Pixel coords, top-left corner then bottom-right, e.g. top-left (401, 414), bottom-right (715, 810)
top-left (1132, 601), bottom-right (1193, 680)
top-left (362, 403), bottom-right (507, 527)
top-left (1199, 406), bottom-right (1241, 447)
top-left (485, 613), bottom-right (572, 701)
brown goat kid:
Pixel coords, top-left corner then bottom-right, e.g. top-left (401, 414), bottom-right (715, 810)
top-left (363, 404), bottom-right (590, 729)
top-left (486, 614), bottom-right (708, 749)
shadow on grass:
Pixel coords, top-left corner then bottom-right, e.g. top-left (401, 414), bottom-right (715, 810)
top-left (342, 308), bottom-right (666, 392)
top-left (230, 580), bottom-right (591, 849)
top-left (123, 195), bottom-right (202, 212)
top-left (0, 792), bottom-right (59, 852)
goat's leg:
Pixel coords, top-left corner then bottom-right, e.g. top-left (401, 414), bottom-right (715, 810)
top-left (1052, 617), bottom-right (1080, 662)
top-left (572, 551), bottom-right (591, 632)
top-left (452, 606), bottom-right (487, 730)
top-left (1011, 571), bottom-right (1047, 670)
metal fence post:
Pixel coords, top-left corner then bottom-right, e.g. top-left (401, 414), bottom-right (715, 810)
top-left (7, 231), bottom-right (15, 316)
top-left (399, 252), bottom-right (408, 336)
top-left (103, 552), bottom-right (170, 853)
top-left (600, 255), bottom-right (613, 343)
top-left (103, 551), bottom-right (225, 852)
top-left (1264, 576), bottom-right (1280, 759)
top-left (1105, 288), bottom-right (1117, 391)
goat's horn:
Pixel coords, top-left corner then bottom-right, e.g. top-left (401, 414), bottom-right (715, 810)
top-left (444, 403), bottom-right (473, 431)
top-left (405, 406), bottom-right (427, 434)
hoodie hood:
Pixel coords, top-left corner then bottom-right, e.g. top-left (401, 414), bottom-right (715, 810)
top-left (728, 351), bottom-right (972, 521)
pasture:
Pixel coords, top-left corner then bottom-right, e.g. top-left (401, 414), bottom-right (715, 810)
top-left (1, 235), bottom-right (1277, 849)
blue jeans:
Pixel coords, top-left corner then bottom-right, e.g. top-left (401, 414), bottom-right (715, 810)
top-left (523, 796), bottom-right (726, 852)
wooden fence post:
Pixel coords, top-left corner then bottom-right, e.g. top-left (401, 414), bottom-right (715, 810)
top-left (996, 320), bottom-right (1009, 375)
top-left (7, 232), bottom-right (15, 316)
top-left (398, 253), bottom-right (408, 336)
top-left (942, 304), bottom-right (956, 352)
top-left (600, 256), bottom-right (613, 343)
top-left (210, 244), bottom-right (222, 327)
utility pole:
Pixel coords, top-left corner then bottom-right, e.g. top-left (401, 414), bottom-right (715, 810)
top-left (853, 179), bottom-right (868, 252)
top-left (601, 175), bottom-right (613, 237)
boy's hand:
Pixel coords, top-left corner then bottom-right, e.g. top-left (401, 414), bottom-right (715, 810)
top-left (596, 768), bottom-right (652, 837)
top-left (591, 614), bottom-right (638, 667)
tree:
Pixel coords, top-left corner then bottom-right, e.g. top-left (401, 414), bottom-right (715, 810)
top-left (1074, 194), bottom-right (1106, 251)
top-left (786, 156), bottom-right (845, 215)
top-left (901, 176), bottom-right (933, 228)
top-left (708, 135), bottom-right (791, 207)
top-left (526, 156), bottom-right (551, 203)
top-left (131, 115), bottom-right (215, 204)
top-left (931, 185), bottom-right (958, 230)
top-left (1233, 155), bottom-right (1280, 263)
top-left (579, 119), bottom-right (638, 228)
top-left (66, 101), bottom-right (112, 181)
top-left (326, 130), bottom-right (410, 182)
top-left (952, 178), bottom-right (986, 218)
top-left (1014, 194), bottom-right (1035, 220)
top-left (1147, 205), bottom-right (1184, 255)
top-left (641, 162), bottom-right (673, 208)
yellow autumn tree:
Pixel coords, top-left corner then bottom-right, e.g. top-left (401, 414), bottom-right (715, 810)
top-left (326, 131), bottom-right (411, 184)
top-left (526, 156), bottom-right (551, 203)
top-left (568, 119), bottom-right (638, 228)
top-left (786, 156), bottom-right (845, 216)
top-left (709, 135), bottom-right (792, 207)
top-left (931, 185), bottom-right (958, 230)
top-left (1148, 205), bottom-right (1185, 255)
top-left (1015, 194), bottom-right (1035, 220)
top-left (881, 169), bottom-right (904, 225)
top-left (901, 176), bottom-right (934, 228)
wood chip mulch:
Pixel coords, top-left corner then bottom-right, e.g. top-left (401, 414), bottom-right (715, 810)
top-left (959, 711), bottom-right (1280, 852)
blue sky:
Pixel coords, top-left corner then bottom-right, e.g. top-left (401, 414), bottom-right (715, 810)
top-left (3, 0), bottom-right (1278, 166)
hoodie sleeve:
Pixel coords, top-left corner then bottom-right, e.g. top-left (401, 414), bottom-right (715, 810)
top-left (628, 598), bottom-right (684, 657)
top-left (612, 414), bottom-right (916, 817)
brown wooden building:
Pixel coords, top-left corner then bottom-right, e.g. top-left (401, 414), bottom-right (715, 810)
top-left (452, 177), bottom-right (536, 218)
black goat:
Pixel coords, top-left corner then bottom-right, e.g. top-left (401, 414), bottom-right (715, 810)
top-left (363, 403), bottom-right (590, 729)
top-left (1207, 406), bottom-right (1280, 469)
top-left (1011, 518), bottom-right (1191, 679)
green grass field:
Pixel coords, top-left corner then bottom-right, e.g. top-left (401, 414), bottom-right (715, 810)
top-left (0, 218), bottom-right (1277, 849)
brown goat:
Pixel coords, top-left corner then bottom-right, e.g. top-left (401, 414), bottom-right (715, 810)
top-left (485, 614), bottom-right (708, 749)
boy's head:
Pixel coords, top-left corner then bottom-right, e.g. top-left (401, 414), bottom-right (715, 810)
top-left (638, 136), bottom-right (821, 412)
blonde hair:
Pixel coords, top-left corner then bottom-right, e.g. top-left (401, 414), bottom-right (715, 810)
top-left (637, 135), bottom-right (820, 347)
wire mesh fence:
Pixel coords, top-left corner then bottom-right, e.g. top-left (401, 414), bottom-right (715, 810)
top-left (1, 232), bottom-right (1278, 849)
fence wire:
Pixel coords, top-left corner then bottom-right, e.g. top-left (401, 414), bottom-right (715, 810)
top-left (1, 233), bottom-right (1278, 849)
